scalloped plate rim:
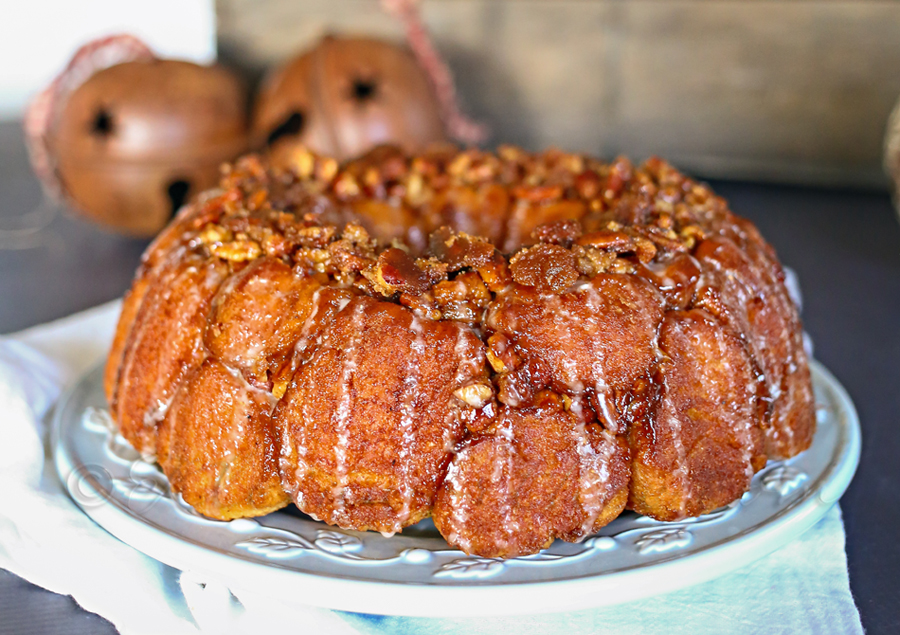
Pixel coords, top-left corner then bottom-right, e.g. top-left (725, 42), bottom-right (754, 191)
top-left (51, 359), bottom-right (860, 617)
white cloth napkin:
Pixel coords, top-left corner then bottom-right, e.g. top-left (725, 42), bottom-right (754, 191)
top-left (0, 302), bottom-right (863, 635)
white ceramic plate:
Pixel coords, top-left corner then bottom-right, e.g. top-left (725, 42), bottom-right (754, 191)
top-left (52, 360), bottom-right (859, 617)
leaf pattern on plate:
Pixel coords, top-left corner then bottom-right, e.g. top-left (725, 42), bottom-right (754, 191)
top-left (314, 530), bottom-right (363, 554)
top-left (761, 464), bottom-right (808, 497)
top-left (434, 558), bottom-right (505, 579)
top-left (236, 535), bottom-right (313, 558)
top-left (634, 528), bottom-right (692, 554)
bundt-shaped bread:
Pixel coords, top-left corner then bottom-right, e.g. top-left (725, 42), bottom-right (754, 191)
top-left (105, 145), bottom-right (815, 557)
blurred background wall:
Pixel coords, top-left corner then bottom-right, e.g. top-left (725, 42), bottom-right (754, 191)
top-left (4, 0), bottom-right (900, 188)
top-left (0, 0), bottom-right (216, 118)
top-left (218, 0), bottom-right (900, 188)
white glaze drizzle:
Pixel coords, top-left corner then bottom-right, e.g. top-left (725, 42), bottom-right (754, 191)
top-left (143, 395), bottom-right (175, 428)
top-left (579, 283), bottom-right (622, 433)
top-left (772, 291), bottom-right (799, 456)
top-left (393, 315), bottom-right (426, 532)
top-left (233, 273), bottom-right (284, 369)
top-left (215, 372), bottom-right (251, 504)
top-left (330, 302), bottom-right (366, 524)
top-left (564, 394), bottom-right (614, 536)
top-left (217, 364), bottom-right (279, 508)
top-left (660, 371), bottom-right (692, 518)
top-left (497, 414), bottom-right (518, 550)
top-left (279, 363), bottom-right (310, 506)
top-left (543, 293), bottom-right (582, 389)
top-left (280, 405), bottom-right (303, 504)
top-left (711, 325), bottom-right (756, 484)
top-left (704, 250), bottom-right (798, 455)
top-left (221, 360), bottom-right (280, 406)
top-left (131, 251), bottom-right (193, 459)
top-left (210, 262), bottom-right (258, 368)
top-left (136, 258), bottom-right (224, 433)
top-left (577, 424), bottom-right (616, 537)
top-left (291, 287), bottom-right (326, 364)
top-left (543, 284), bottom-right (621, 532)
top-left (439, 325), bottom-right (482, 551)
top-left (442, 325), bottom-right (474, 452)
top-left (443, 452), bottom-right (472, 552)
top-left (283, 287), bottom-right (344, 497)
top-left (119, 246), bottom-right (188, 419)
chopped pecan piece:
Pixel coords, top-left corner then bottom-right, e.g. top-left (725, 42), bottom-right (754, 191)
top-left (454, 382), bottom-right (494, 408)
top-left (432, 272), bottom-right (491, 322)
top-left (608, 258), bottom-right (637, 274)
top-left (511, 184), bottom-right (564, 202)
top-left (573, 245), bottom-right (615, 277)
top-left (486, 334), bottom-right (519, 374)
top-left (427, 228), bottom-right (495, 271)
top-left (476, 254), bottom-right (512, 293)
top-left (367, 248), bottom-right (431, 296)
top-left (260, 229), bottom-right (293, 258)
top-left (398, 291), bottom-right (442, 320)
top-left (532, 219), bottom-right (582, 247)
top-left (509, 244), bottom-right (579, 294)
top-left (632, 236), bottom-right (658, 263)
top-left (576, 230), bottom-right (634, 252)
top-left (326, 223), bottom-right (377, 274)
top-left (496, 358), bottom-right (551, 408)
top-left (211, 240), bottom-right (262, 262)
top-left (198, 224), bottom-right (232, 246)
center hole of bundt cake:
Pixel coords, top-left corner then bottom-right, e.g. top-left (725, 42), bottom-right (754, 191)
top-left (266, 111), bottom-right (306, 145)
top-left (166, 179), bottom-right (191, 217)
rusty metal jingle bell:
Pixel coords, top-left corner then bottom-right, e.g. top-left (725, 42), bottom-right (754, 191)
top-left (49, 59), bottom-right (249, 236)
top-left (252, 36), bottom-right (447, 166)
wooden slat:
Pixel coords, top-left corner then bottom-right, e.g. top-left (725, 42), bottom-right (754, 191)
top-left (218, 0), bottom-right (900, 187)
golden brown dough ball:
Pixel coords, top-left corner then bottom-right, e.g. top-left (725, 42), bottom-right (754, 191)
top-left (158, 359), bottom-right (289, 520)
top-left (277, 295), bottom-right (489, 535)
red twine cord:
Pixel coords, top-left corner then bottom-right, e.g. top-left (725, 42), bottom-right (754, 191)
top-left (381, 0), bottom-right (489, 146)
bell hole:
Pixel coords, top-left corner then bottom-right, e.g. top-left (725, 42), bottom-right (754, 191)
top-left (167, 179), bottom-right (191, 217)
top-left (266, 111), bottom-right (305, 145)
top-left (92, 108), bottom-right (114, 137)
top-left (351, 78), bottom-right (378, 103)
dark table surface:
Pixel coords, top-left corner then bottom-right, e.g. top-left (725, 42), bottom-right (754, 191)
top-left (1, 121), bottom-right (898, 634)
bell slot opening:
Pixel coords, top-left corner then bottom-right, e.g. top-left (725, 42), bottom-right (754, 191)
top-left (166, 179), bottom-right (191, 218)
top-left (91, 108), bottom-right (114, 137)
top-left (350, 78), bottom-right (378, 104)
top-left (266, 111), bottom-right (305, 146)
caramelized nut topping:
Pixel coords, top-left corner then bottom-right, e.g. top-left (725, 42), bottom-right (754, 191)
top-left (453, 382), bottom-right (494, 408)
top-left (509, 244), bottom-right (579, 294)
top-left (532, 219), bottom-right (582, 247)
top-left (573, 245), bottom-right (615, 277)
top-left (211, 240), bottom-right (262, 262)
top-left (427, 228), bottom-right (495, 271)
top-left (577, 230), bottom-right (634, 252)
top-left (368, 247), bottom-right (431, 296)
